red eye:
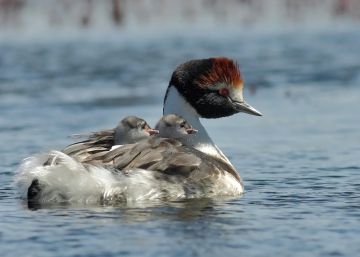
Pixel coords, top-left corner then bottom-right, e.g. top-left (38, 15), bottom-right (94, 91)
top-left (219, 88), bottom-right (229, 97)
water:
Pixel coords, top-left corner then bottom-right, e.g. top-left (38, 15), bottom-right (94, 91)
top-left (1, 31), bottom-right (360, 256)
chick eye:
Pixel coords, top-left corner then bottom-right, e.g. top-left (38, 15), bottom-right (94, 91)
top-left (179, 121), bottom-right (186, 128)
top-left (138, 122), bottom-right (146, 129)
top-left (219, 88), bottom-right (229, 97)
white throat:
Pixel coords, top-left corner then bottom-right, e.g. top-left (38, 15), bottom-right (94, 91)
top-left (163, 86), bottom-right (230, 162)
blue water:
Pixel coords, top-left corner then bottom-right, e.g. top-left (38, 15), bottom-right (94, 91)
top-left (1, 31), bottom-right (360, 256)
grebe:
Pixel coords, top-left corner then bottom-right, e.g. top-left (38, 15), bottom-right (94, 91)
top-left (19, 57), bottom-right (262, 204)
top-left (62, 116), bottom-right (158, 161)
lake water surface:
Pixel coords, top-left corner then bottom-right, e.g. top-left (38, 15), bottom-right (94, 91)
top-left (1, 31), bottom-right (360, 256)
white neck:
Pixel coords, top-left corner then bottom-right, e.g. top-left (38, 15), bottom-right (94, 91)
top-left (163, 86), bottom-right (231, 163)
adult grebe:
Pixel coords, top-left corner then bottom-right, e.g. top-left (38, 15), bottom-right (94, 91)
top-left (18, 57), bottom-right (262, 204)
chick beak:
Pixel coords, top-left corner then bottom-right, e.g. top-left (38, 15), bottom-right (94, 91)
top-left (145, 128), bottom-right (159, 136)
top-left (186, 128), bottom-right (198, 134)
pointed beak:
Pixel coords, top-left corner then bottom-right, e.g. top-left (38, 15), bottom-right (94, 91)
top-left (186, 128), bottom-right (198, 134)
top-left (145, 128), bottom-right (159, 136)
top-left (232, 99), bottom-right (262, 116)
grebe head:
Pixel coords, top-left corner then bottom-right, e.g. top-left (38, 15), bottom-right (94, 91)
top-left (165, 57), bottom-right (262, 118)
top-left (114, 116), bottom-right (159, 144)
top-left (155, 114), bottom-right (197, 141)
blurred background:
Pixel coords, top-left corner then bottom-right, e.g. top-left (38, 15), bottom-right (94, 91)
top-left (1, 1), bottom-right (360, 257)
top-left (0, 0), bottom-right (360, 34)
